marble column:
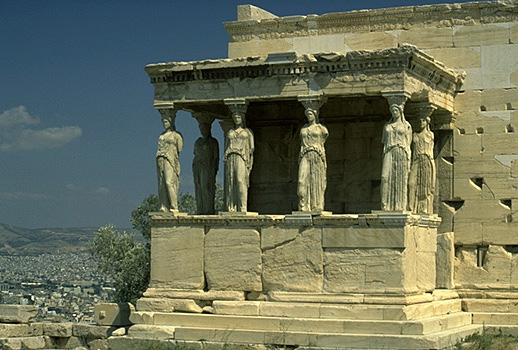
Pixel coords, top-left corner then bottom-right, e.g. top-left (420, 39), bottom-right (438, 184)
top-left (408, 104), bottom-right (437, 215)
top-left (192, 113), bottom-right (219, 215)
top-left (380, 91), bottom-right (412, 211)
top-left (222, 98), bottom-right (254, 213)
top-left (155, 103), bottom-right (183, 213)
top-left (296, 95), bottom-right (329, 212)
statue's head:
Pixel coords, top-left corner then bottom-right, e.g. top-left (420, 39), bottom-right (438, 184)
top-left (389, 104), bottom-right (404, 121)
top-left (199, 122), bottom-right (211, 137)
top-left (305, 107), bottom-right (319, 123)
top-left (161, 116), bottom-right (174, 130)
top-left (418, 116), bottom-right (431, 131)
top-left (232, 111), bottom-right (244, 128)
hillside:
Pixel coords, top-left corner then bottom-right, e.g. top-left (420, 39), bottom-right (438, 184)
top-left (0, 223), bottom-right (100, 255)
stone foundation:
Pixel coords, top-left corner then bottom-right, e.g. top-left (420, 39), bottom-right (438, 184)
top-left (145, 212), bottom-right (440, 303)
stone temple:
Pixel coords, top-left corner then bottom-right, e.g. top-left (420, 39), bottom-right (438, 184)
top-left (128, 2), bottom-right (518, 349)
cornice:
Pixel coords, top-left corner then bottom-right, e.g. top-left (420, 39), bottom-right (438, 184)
top-left (224, 1), bottom-right (518, 42)
top-left (145, 45), bottom-right (463, 97)
top-left (150, 212), bottom-right (441, 228)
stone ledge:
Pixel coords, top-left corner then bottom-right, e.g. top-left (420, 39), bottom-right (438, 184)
top-left (150, 212), bottom-right (441, 228)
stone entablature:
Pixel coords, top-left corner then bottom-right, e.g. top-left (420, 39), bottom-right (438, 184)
top-left (224, 1), bottom-right (518, 42)
top-left (145, 45), bottom-right (463, 114)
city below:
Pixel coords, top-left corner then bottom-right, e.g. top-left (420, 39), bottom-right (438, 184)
top-left (0, 223), bottom-right (117, 323)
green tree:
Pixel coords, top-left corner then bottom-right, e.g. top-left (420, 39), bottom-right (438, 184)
top-left (130, 194), bottom-right (159, 241)
top-left (90, 192), bottom-right (200, 304)
top-left (88, 225), bottom-right (149, 304)
top-left (178, 192), bottom-right (196, 214)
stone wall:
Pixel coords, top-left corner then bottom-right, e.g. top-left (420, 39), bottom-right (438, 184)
top-left (147, 213), bottom-right (439, 299)
top-left (0, 304), bottom-right (132, 350)
top-left (224, 1), bottom-right (518, 293)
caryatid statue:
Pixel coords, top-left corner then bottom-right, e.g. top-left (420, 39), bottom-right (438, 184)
top-left (408, 106), bottom-right (436, 215)
top-left (156, 106), bottom-right (183, 212)
top-left (192, 114), bottom-right (219, 215)
top-left (223, 99), bottom-right (254, 212)
top-left (381, 93), bottom-right (412, 211)
top-left (297, 96), bottom-right (329, 212)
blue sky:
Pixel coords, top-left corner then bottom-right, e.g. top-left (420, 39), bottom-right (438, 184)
top-left (1, 0), bottom-right (472, 229)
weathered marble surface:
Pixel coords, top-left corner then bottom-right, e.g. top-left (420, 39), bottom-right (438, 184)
top-left (381, 101), bottom-right (412, 211)
top-left (193, 119), bottom-right (219, 215)
top-left (224, 102), bottom-right (254, 212)
top-left (156, 112), bottom-right (183, 212)
top-left (297, 105), bottom-right (328, 212)
top-left (408, 112), bottom-right (436, 215)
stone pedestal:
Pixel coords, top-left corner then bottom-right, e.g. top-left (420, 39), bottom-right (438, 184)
top-left (145, 212), bottom-right (440, 299)
top-left (128, 212), bottom-right (481, 349)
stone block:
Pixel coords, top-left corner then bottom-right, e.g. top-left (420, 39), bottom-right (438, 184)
top-left (482, 223), bottom-right (518, 245)
top-left (291, 34), bottom-right (346, 54)
top-left (322, 226), bottom-right (406, 248)
top-left (228, 39), bottom-right (292, 59)
top-left (415, 227), bottom-right (436, 253)
top-left (0, 324), bottom-right (35, 337)
top-left (136, 297), bottom-right (202, 313)
top-left (259, 302), bottom-right (320, 318)
top-left (454, 134), bottom-right (483, 157)
top-left (128, 311), bottom-right (154, 325)
top-left (88, 339), bottom-right (109, 350)
top-left (432, 299), bottom-right (462, 316)
top-left (416, 251), bottom-right (436, 292)
top-left (425, 47), bottom-right (480, 68)
top-left (481, 44), bottom-right (518, 89)
top-left (128, 324), bottom-right (175, 339)
top-left (261, 225), bottom-right (298, 250)
top-left (144, 288), bottom-right (245, 301)
top-left (94, 303), bottom-right (134, 327)
top-left (205, 227), bottom-right (262, 291)
top-left (0, 305), bottom-right (38, 324)
top-left (151, 226), bottom-right (204, 289)
top-left (460, 67), bottom-right (483, 90)
top-left (0, 336), bottom-right (47, 350)
top-left (262, 227), bottom-right (323, 292)
top-left (436, 232), bottom-right (455, 289)
top-left (212, 301), bottom-right (260, 316)
top-left (323, 248), bottom-right (409, 293)
top-left (72, 324), bottom-right (112, 339)
top-left (454, 90), bottom-right (482, 112)
top-left (43, 322), bottom-right (73, 337)
top-left (399, 27), bottom-right (453, 49)
top-left (455, 245), bottom-right (512, 289)
top-left (319, 304), bottom-right (384, 320)
top-left (453, 24), bottom-right (509, 47)
top-left (512, 24), bottom-right (518, 44)
top-left (481, 88), bottom-right (518, 112)
top-left (51, 336), bottom-right (84, 349)
top-left (344, 31), bottom-right (398, 51)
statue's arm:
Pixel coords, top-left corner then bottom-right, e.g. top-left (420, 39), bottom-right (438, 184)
top-left (248, 129), bottom-right (255, 168)
top-left (177, 132), bottom-right (184, 153)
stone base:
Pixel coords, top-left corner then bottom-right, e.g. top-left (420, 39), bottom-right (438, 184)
top-left (126, 310), bottom-right (479, 349)
top-left (129, 289), bottom-right (477, 349)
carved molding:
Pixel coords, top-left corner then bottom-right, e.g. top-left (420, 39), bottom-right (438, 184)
top-left (149, 212), bottom-right (441, 228)
top-left (298, 94), bottom-right (327, 111)
top-left (146, 46), bottom-right (461, 89)
top-left (224, 98), bottom-right (249, 115)
top-left (224, 2), bottom-right (518, 41)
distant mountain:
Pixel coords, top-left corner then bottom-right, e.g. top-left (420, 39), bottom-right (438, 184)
top-left (0, 223), bottom-right (100, 255)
